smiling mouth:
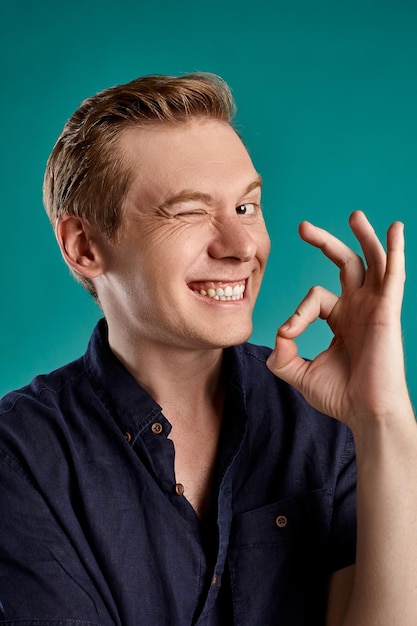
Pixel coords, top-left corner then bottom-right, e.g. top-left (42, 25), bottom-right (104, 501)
top-left (189, 281), bottom-right (246, 301)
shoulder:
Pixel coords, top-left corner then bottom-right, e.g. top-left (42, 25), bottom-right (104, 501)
top-left (236, 341), bottom-right (273, 364)
top-left (232, 342), bottom-right (316, 414)
top-left (0, 320), bottom-right (109, 419)
top-left (0, 352), bottom-right (117, 497)
top-left (0, 358), bottom-right (90, 474)
top-left (0, 356), bottom-right (87, 417)
top-left (233, 342), bottom-right (354, 455)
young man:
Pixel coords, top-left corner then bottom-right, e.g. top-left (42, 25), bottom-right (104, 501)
top-left (0, 73), bottom-right (416, 625)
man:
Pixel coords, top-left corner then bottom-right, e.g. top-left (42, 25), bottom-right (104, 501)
top-left (0, 73), bottom-right (416, 625)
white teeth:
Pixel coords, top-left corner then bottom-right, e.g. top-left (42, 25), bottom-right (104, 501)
top-left (194, 283), bottom-right (245, 301)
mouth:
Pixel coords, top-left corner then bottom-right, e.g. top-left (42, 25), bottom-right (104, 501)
top-left (188, 280), bottom-right (246, 301)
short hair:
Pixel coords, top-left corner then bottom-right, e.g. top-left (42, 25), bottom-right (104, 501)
top-left (43, 72), bottom-right (237, 298)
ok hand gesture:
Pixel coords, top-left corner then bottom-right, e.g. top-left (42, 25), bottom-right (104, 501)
top-left (266, 210), bottom-right (414, 432)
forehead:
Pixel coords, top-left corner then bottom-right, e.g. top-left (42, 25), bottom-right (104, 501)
top-left (120, 119), bottom-right (259, 203)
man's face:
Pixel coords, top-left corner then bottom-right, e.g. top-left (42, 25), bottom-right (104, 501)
top-left (98, 118), bottom-right (271, 352)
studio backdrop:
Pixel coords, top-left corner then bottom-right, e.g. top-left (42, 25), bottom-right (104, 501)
top-left (1, 0), bottom-right (416, 404)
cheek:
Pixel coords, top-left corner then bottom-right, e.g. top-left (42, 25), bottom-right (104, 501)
top-left (113, 223), bottom-right (210, 292)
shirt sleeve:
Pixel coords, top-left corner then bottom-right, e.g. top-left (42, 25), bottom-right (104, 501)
top-left (0, 450), bottom-right (115, 625)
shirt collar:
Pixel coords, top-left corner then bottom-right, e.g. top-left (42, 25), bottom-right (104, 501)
top-left (83, 319), bottom-right (163, 436)
top-left (83, 318), bottom-right (249, 436)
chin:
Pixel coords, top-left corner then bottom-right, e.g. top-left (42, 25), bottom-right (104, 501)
top-left (205, 325), bottom-right (253, 349)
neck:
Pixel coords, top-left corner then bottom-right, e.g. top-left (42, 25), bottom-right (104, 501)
top-left (108, 333), bottom-right (226, 422)
top-left (107, 327), bottom-right (229, 519)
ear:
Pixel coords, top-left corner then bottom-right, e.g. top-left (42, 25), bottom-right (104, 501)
top-left (55, 215), bottom-right (106, 278)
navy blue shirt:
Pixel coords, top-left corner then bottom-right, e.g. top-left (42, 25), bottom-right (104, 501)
top-left (0, 319), bottom-right (356, 625)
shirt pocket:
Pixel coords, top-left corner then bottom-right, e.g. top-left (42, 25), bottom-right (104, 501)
top-left (228, 489), bottom-right (334, 626)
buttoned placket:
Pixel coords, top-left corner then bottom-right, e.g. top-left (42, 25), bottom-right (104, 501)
top-left (125, 413), bottom-right (203, 523)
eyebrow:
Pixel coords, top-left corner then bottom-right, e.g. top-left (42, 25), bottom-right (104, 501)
top-left (158, 175), bottom-right (263, 211)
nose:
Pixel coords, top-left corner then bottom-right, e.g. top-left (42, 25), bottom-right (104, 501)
top-left (208, 216), bottom-right (257, 262)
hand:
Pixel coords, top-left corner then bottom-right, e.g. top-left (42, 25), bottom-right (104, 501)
top-left (266, 210), bottom-right (413, 431)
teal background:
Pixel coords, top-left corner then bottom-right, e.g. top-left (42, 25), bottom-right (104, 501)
top-left (1, 0), bottom-right (416, 404)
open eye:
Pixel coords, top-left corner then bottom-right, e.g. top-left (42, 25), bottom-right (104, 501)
top-left (236, 203), bottom-right (257, 216)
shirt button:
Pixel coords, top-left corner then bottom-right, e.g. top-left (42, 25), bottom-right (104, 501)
top-left (211, 574), bottom-right (218, 587)
top-left (276, 515), bottom-right (288, 528)
top-left (124, 431), bottom-right (132, 443)
top-left (151, 422), bottom-right (163, 435)
top-left (175, 483), bottom-right (185, 496)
